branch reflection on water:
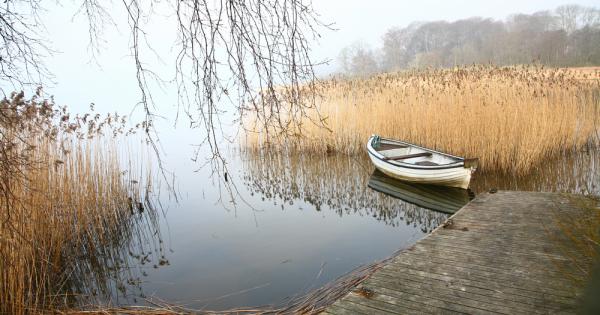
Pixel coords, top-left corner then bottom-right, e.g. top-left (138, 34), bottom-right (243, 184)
top-left (69, 194), bottom-right (167, 306)
top-left (241, 151), bottom-right (457, 233)
top-left (240, 147), bottom-right (599, 233)
top-left (66, 145), bottom-right (598, 311)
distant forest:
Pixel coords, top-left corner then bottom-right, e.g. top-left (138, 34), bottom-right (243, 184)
top-left (338, 4), bottom-right (600, 76)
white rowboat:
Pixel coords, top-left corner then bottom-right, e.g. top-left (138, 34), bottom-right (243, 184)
top-left (366, 135), bottom-right (477, 189)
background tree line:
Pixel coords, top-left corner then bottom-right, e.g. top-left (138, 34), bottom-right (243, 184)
top-left (339, 4), bottom-right (600, 76)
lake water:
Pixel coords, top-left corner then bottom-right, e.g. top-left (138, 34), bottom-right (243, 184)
top-left (81, 143), bottom-right (599, 311)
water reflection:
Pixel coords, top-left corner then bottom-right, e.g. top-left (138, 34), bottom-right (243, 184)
top-left (368, 170), bottom-right (473, 214)
top-left (241, 147), bottom-right (600, 231)
top-left (470, 148), bottom-right (600, 195)
top-left (67, 193), bottom-right (167, 307)
top-left (96, 146), bottom-right (598, 311)
top-left (241, 151), bottom-right (450, 233)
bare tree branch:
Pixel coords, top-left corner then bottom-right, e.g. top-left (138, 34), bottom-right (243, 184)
top-left (0, 0), bottom-right (53, 94)
top-left (0, 0), bottom-right (330, 204)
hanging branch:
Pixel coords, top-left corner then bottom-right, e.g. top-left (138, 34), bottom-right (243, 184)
top-left (119, 0), bottom-right (329, 202)
top-left (0, 0), bottom-right (53, 94)
top-left (0, 0), bottom-right (330, 203)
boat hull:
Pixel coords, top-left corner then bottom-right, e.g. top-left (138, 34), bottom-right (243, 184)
top-left (368, 153), bottom-right (472, 189)
top-left (366, 136), bottom-right (475, 189)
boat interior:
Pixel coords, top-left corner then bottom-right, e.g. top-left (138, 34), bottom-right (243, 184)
top-left (373, 140), bottom-right (460, 166)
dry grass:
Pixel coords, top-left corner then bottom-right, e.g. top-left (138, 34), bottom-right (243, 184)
top-left (244, 65), bottom-right (600, 174)
top-left (0, 92), bottom-right (161, 314)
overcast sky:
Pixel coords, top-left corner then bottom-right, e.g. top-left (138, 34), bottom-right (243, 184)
top-left (33, 0), bottom-right (600, 115)
top-left (310, 0), bottom-right (600, 73)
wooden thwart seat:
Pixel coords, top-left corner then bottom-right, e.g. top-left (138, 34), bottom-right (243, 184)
top-left (415, 160), bottom-right (439, 166)
top-left (383, 152), bottom-right (432, 161)
top-left (376, 143), bottom-right (408, 151)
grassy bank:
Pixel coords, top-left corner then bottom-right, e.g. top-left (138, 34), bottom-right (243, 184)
top-left (244, 65), bottom-right (600, 174)
top-left (0, 92), bottom-right (161, 314)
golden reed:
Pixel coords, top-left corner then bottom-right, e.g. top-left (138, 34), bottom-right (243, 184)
top-left (243, 65), bottom-right (600, 174)
top-left (0, 91), bottom-right (156, 314)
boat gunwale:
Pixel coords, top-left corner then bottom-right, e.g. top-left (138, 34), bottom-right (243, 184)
top-left (367, 135), bottom-right (467, 171)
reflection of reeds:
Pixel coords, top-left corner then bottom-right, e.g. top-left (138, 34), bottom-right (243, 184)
top-left (240, 148), bottom-right (600, 227)
top-left (470, 148), bottom-right (600, 195)
top-left (0, 92), bottom-right (163, 314)
top-left (59, 256), bottom-right (392, 314)
top-left (240, 150), bottom-right (449, 231)
top-left (244, 65), bottom-right (600, 174)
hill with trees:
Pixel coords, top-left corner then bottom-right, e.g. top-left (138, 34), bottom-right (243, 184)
top-left (339, 4), bottom-right (600, 76)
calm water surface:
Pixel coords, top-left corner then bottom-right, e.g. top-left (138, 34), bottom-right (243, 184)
top-left (90, 144), bottom-right (599, 310)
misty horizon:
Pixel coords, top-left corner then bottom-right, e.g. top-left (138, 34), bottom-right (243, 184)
top-left (327, 3), bottom-right (599, 76)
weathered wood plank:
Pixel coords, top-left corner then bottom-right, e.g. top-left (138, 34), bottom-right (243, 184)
top-left (326, 303), bottom-right (370, 315)
top-left (322, 191), bottom-right (592, 315)
top-left (376, 143), bottom-right (409, 151)
top-left (357, 283), bottom-right (506, 315)
top-left (368, 270), bottom-right (561, 314)
top-left (342, 293), bottom-right (426, 315)
top-left (375, 265), bottom-right (577, 306)
top-left (364, 278), bottom-right (525, 315)
top-left (372, 268), bottom-right (567, 312)
top-left (346, 286), bottom-right (460, 314)
top-left (415, 238), bottom-right (571, 261)
top-left (387, 255), bottom-right (578, 292)
top-left (399, 248), bottom-right (573, 283)
top-left (384, 252), bottom-right (579, 298)
top-left (333, 299), bottom-right (399, 315)
top-left (383, 152), bottom-right (432, 161)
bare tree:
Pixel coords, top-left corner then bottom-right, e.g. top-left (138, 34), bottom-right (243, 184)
top-left (0, 1), bottom-right (329, 198)
top-left (580, 7), bottom-right (600, 27)
top-left (0, 1), bottom-right (53, 92)
top-left (381, 25), bottom-right (418, 71)
top-left (338, 41), bottom-right (378, 77)
top-left (558, 5), bottom-right (600, 30)
top-left (120, 1), bottom-right (328, 193)
top-left (341, 4), bottom-right (600, 76)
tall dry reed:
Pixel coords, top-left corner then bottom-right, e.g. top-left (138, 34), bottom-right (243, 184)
top-left (0, 91), bottom-right (162, 314)
top-left (244, 65), bottom-right (600, 174)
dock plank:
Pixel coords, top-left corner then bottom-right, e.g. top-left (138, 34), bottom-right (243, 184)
top-left (372, 269), bottom-right (566, 312)
top-left (322, 191), bottom-right (594, 314)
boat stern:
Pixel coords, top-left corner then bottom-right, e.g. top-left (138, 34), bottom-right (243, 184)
top-left (456, 170), bottom-right (472, 189)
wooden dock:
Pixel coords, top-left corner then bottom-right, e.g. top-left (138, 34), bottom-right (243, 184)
top-left (323, 191), bottom-right (597, 314)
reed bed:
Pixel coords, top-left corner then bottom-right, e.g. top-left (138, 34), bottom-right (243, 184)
top-left (0, 91), bottom-right (162, 314)
top-left (244, 65), bottom-right (600, 174)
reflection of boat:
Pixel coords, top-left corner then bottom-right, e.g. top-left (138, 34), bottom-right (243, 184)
top-left (241, 151), bottom-right (451, 230)
top-left (368, 170), bottom-right (472, 214)
top-left (366, 135), bottom-right (478, 189)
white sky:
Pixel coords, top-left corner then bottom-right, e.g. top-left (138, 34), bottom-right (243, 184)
top-left (310, 0), bottom-right (600, 73)
top-left (23, 0), bottom-right (600, 115)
